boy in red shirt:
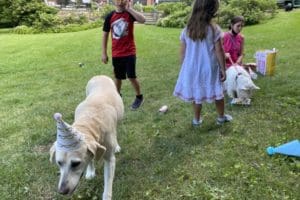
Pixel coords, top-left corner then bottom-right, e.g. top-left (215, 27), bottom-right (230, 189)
top-left (102, 0), bottom-right (145, 110)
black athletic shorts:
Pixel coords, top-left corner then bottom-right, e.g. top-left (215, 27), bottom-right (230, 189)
top-left (112, 55), bottom-right (136, 80)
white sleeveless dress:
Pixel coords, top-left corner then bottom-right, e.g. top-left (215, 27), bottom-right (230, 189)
top-left (173, 25), bottom-right (224, 104)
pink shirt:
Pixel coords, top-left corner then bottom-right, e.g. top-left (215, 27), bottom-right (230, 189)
top-left (223, 32), bottom-right (244, 68)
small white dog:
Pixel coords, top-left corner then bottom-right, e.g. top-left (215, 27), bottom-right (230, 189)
top-left (224, 65), bottom-right (260, 104)
top-left (50, 75), bottom-right (124, 200)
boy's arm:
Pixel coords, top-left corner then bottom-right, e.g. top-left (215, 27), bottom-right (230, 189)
top-left (125, 1), bottom-right (145, 23)
top-left (102, 31), bottom-right (109, 64)
top-left (215, 38), bottom-right (226, 82)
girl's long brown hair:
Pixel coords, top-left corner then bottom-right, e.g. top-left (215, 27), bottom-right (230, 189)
top-left (187, 0), bottom-right (219, 41)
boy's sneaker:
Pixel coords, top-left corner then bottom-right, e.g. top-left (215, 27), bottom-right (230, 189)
top-left (131, 96), bottom-right (144, 110)
top-left (192, 118), bottom-right (203, 127)
top-left (216, 114), bottom-right (233, 125)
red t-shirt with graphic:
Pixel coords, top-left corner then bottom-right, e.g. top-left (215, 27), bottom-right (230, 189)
top-left (103, 11), bottom-right (136, 58)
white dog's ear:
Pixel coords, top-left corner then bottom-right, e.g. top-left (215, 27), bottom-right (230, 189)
top-left (49, 142), bottom-right (56, 164)
top-left (87, 141), bottom-right (106, 161)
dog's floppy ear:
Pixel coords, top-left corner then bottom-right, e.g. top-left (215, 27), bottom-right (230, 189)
top-left (87, 141), bottom-right (106, 161)
top-left (49, 142), bottom-right (56, 164)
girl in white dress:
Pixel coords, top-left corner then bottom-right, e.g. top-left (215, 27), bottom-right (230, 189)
top-left (173, 0), bottom-right (232, 126)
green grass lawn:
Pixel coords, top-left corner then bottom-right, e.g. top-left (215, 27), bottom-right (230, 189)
top-left (0, 10), bottom-right (299, 200)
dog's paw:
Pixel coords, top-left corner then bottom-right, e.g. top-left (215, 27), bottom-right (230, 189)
top-left (85, 161), bottom-right (96, 180)
top-left (85, 171), bottom-right (96, 180)
top-left (103, 193), bottom-right (112, 200)
top-left (115, 145), bottom-right (121, 153)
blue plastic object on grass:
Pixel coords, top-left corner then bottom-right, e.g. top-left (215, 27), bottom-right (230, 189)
top-left (267, 140), bottom-right (300, 157)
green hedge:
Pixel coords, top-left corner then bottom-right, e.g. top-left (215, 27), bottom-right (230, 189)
top-left (219, 0), bottom-right (278, 27)
top-left (157, 6), bottom-right (191, 28)
top-left (5, 0), bottom-right (278, 33)
top-left (1, 0), bottom-right (113, 34)
top-left (156, 0), bottom-right (278, 28)
top-left (143, 5), bottom-right (156, 12)
top-left (0, 0), bottom-right (59, 28)
top-left (156, 2), bottom-right (188, 17)
top-left (11, 19), bottom-right (103, 34)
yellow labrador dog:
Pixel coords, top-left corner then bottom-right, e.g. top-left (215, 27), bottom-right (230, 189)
top-left (50, 75), bottom-right (124, 200)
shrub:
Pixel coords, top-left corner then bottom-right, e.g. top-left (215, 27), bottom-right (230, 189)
top-left (100, 4), bottom-right (115, 19)
top-left (219, 0), bottom-right (278, 27)
top-left (133, 2), bottom-right (143, 12)
top-left (11, 18), bottom-right (103, 34)
top-left (0, 0), bottom-right (13, 27)
top-left (181, 0), bottom-right (193, 6)
top-left (10, 0), bottom-right (59, 27)
top-left (156, 2), bottom-right (188, 17)
top-left (3, 0), bottom-right (105, 34)
top-left (157, 7), bottom-right (191, 28)
top-left (33, 12), bottom-right (62, 29)
top-left (156, 0), bottom-right (277, 28)
top-left (52, 20), bottom-right (102, 33)
top-left (60, 13), bottom-right (88, 25)
top-left (12, 25), bottom-right (36, 34)
top-left (143, 5), bottom-right (156, 13)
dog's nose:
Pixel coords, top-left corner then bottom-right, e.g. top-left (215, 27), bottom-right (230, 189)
top-left (58, 184), bottom-right (69, 195)
top-left (58, 187), bottom-right (69, 195)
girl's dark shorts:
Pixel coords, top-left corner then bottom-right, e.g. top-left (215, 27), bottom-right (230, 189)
top-left (112, 55), bottom-right (136, 80)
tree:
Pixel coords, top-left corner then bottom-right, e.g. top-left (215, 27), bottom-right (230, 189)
top-left (0, 0), bottom-right (13, 27)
